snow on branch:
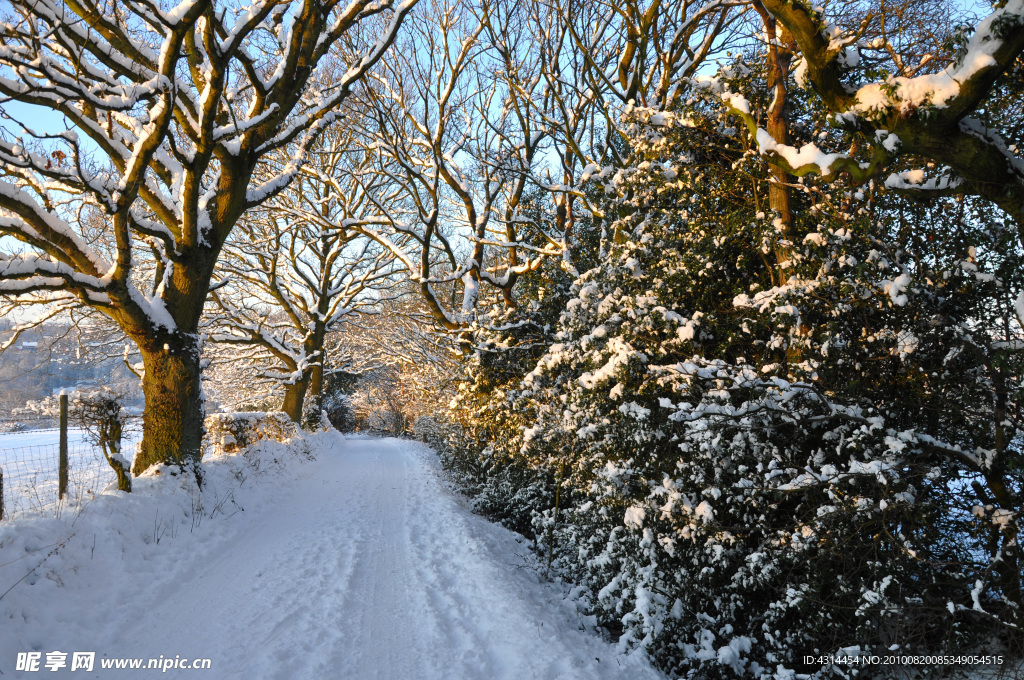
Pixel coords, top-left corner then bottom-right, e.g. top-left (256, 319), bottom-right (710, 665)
top-left (756, 0), bottom-right (1024, 226)
top-left (693, 78), bottom-right (889, 184)
top-left (1, 0), bottom-right (417, 342)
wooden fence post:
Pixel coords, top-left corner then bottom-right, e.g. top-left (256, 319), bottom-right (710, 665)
top-left (59, 393), bottom-right (69, 500)
top-left (0, 467), bottom-right (5, 521)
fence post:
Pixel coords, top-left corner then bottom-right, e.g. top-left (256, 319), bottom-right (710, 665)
top-left (1, 467), bottom-right (5, 521)
top-left (59, 393), bottom-right (69, 500)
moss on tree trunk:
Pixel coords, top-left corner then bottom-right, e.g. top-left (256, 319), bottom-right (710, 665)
top-left (133, 335), bottom-right (205, 480)
top-left (281, 377), bottom-right (309, 424)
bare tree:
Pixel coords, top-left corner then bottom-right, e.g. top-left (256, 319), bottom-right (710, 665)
top-left (332, 0), bottom-right (546, 338)
top-left (0, 0), bottom-right (417, 477)
top-left (304, 0), bottom-right (734, 347)
top-left (526, 0), bottom-right (736, 259)
top-left (327, 286), bottom-right (458, 431)
top-left (206, 129), bottom-right (402, 423)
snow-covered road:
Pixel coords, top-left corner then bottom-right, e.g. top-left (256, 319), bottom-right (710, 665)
top-left (2, 436), bottom-right (662, 679)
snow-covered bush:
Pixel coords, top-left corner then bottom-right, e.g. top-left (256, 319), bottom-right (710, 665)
top-left (204, 412), bottom-right (298, 456)
top-left (437, 91), bottom-right (1024, 677)
top-left (301, 399), bottom-right (331, 432)
top-left (413, 416), bottom-right (442, 442)
top-left (24, 389), bottom-right (133, 492)
top-left (323, 390), bottom-right (357, 433)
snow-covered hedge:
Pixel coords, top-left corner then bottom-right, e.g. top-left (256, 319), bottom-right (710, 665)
top-left (413, 416), bottom-right (445, 442)
top-left (204, 412), bottom-right (298, 455)
top-left (436, 98), bottom-right (1023, 678)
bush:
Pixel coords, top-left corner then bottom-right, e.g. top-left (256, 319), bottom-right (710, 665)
top-left (204, 412), bottom-right (298, 456)
top-left (22, 389), bottom-right (133, 492)
top-left (435, 100), bottom-right (1023, 677)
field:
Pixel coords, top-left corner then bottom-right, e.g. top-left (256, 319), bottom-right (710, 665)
top-left (0, 425), bottom-right (143, 519)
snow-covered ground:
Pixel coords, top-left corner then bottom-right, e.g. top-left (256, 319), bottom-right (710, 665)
top-left (0, 432), bottom-right (664, 679)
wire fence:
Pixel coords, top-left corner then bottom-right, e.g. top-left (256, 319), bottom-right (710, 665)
top-left (0, 414), bottom-right (142, 521)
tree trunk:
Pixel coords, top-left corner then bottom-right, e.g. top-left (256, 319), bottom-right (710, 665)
top-left (102, 416), bottom-right (131, 492)
top-left (302, 325), bottom-right (327, 426)
top-left (308, 362), bottom-right (324, 410)
top-left (132, 335), bottom-right (205, 479)
top-left (756, 4), bottom-right (795, 254)
top-left (281, 377), bottom-right (309, 424)
top-left (105, 448), bottom-right (133, 493)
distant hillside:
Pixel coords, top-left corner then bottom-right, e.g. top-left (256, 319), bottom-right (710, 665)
top-left (0, 321), bottom-right (142, 417)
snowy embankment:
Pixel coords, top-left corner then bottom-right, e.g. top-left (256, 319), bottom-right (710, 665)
top-left (0, 432), bottom-right (663, 679)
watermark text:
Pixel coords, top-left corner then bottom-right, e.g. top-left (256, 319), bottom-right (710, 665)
top-left (16, 651), bottom-right (211, 672)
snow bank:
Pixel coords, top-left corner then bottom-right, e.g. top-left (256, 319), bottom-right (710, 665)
top-left (0, 428), bottom-right (341, 675)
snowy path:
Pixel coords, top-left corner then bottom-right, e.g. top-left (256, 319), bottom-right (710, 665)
top-left (4, 437), bottom-right (662, 679)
